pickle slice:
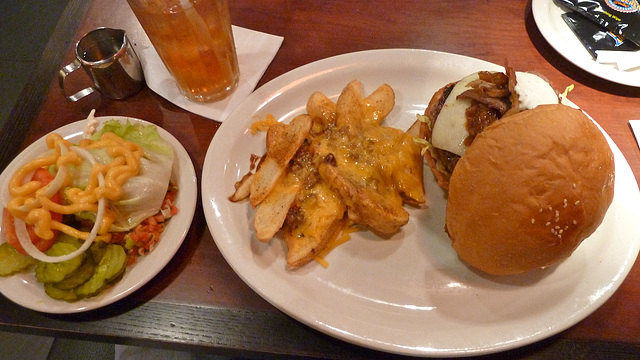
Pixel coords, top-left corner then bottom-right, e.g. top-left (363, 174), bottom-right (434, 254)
top-left (44, 282), bottom-right (78, 302)
top-left (34, 242), bottom-right (84, 283)
top-left (53, 255), bottom-right (96, 290)
top-left (103, 245), bottom-right (127, 283)
top-left (0, 243), bottom-right (36, 276)
top-left (90, 241), bottom-right (107, 263)
top-left (74, 244), bottom-right (127, 298)
top-left (55, 233), bottom-right (83, 247)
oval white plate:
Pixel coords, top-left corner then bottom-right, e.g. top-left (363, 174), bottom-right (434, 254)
top-left (532, 0), bottom-right (640, 87)
top-left (201, 49), bottom-right (640, 356)
top-left (0, 116), bottom-right (197, 313)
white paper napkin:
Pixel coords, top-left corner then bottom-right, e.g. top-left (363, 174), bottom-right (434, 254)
top-left (596, 50), bottom-right (640, 71)
top-left (136, 26), bottom-right (283, 122)
top-left (630, 120), bottom-right (640, 149)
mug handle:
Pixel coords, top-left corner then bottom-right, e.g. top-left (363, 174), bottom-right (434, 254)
top-left (58, 59), bottom-right (98, 102)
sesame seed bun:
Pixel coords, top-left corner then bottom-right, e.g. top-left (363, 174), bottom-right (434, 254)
top-left (446, 104), bottom-right (615, 275)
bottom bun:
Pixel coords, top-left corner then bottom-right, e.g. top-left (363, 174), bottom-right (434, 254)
top-left (446, 104), bottom-right (615, 275)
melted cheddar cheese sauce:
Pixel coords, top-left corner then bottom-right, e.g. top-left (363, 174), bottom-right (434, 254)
top-left (243, 81), bottom-right (426, 269)
top-left (282, 108), bottom-right (425, 266)
top-left (280, 141), bottom-right (347, 267)
top-left (313, 123), bottom-right (425, 206)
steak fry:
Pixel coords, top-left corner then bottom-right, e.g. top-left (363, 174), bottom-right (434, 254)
top-left (318, 161), bottom-right (408, 234)
top-left (249, 114), bottom-right (312, 207)
top-left (253, 171), bottom-right (300, 242)
top-left (284, 180), bottom-right (346, 268)
top-left (233, 80), bottom-right (426, 269)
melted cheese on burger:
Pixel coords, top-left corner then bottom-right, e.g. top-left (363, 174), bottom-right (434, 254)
top-left (430, 72), bottom-right (480, 157)
top-left (430, 71), bottom-right (559, 157)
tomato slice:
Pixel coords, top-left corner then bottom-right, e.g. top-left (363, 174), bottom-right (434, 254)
top-left (2, 168), bottom-right (63, 255)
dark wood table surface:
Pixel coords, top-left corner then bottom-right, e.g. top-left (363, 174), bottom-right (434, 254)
top-left (1, 0), bottom-right (639, 358)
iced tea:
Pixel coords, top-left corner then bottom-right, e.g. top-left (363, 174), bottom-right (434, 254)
top-left (127, 0), bottom-right (239, 102)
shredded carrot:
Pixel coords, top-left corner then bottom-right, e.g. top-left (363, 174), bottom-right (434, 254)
top-left (115, 182), bottom-right (178, 265)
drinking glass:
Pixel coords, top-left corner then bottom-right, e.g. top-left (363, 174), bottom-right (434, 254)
top-left (127, 0), bottom-right (240, 102)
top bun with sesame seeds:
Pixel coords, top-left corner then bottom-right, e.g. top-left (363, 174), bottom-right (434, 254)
top-left (445, 104), bottom-right (615, 275)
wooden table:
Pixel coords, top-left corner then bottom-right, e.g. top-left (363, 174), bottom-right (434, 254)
top-left (1, 0), bottom-right (639, 358)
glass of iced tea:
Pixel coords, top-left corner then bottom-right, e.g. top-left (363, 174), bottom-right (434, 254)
top-left (126, 0), bottom-right (240, 102)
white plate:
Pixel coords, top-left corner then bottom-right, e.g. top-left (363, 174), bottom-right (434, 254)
top-left (532, 0), bottom-right (640, 87)
top-left (0, 116), bottom-right (197, 313)
top-left (201, 49), bottom-right (640, 357)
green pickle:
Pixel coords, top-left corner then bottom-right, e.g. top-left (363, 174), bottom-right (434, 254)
top-left (35, 242), bottom-right (84, 283)
top-left (0, 243), bottom-right (36, 276)
top-left (0, 222), bottom-right (135, 301)
top-left (44, 282), bottom-right (78, 302)
top-left (74, 244), bottom-right (127, 298)
top-left (55, 233), bottom-right (84, 247)
top-left (15, 232), bottom-right (129, 301)
top-left (102, 245), bottom-right (127, 283)
top-left (90, 241), bottom-right (108, 263)
top-left (53, 255), bottom-right (96, 290)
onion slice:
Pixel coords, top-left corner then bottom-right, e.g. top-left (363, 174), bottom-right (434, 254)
top-left (15, 142), bottom-right (69, 213)
top-left (15, 146), bottom-right (106, 263)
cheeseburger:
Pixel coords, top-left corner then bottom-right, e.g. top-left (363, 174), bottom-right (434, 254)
top-left (445, 104), bottom-right (615, 275)
top-left (417, 67), bottom-right (560, 189)
top-left (415, 69), bottom-right (615, 275)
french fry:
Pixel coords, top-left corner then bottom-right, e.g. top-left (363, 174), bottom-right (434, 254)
top-left (233, 80), bottom-right (426, 269)
top-left (283, 182), bottom-right (346, 269)
top-left (363, 83), bottom-right (395, 126)
top-left (249, 114), bottom-right (312, 207)
top-left (318, 161), bottom-right (409, 234)
top-left (265, 114), bottom-right (312, 163)
top-left (228, 172), bottom-right (253, 202)
top-left (249, 158), bottom-right (283, 208)
top-left (254, 171), bottom-right (300, 242)
top-left (387, 128), bottom-right (426, 206)
top-left (285, 218), bottom-right (345, 269)
top-left (335, 80), bottom-right (365, 130)
top-left (316, 81), bottom-right (421, 233)
top-left (306, 91), bottom-right (336, 131)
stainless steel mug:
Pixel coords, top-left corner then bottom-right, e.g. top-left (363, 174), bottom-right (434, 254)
top-left (59, 27), bottom-right (144, 101)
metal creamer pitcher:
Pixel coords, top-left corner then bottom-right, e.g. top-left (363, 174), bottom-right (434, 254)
top-left (59, 27), bottom-right (144, 101)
